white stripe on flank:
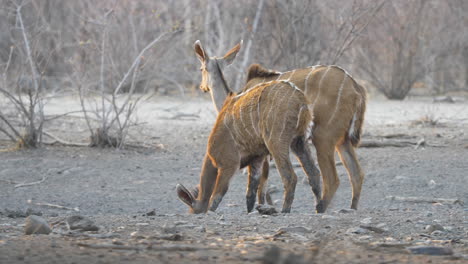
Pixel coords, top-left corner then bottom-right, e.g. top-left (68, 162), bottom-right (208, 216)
top-left (327, 73), bottom-right (347, 125)
top-left (263, 84), bottom-right (282, 128)
top-left (268, 86), bottom-right (293, 141)
top-left (275, 73), bottom-right (283, 81)
top-left (279, 80), bottom-right (302, 93)
top-left (285, 70), bottom-right (296, 81)
top-left (304, 68), bottom-right (315, 94)
top-left (295, 105), bottom-right (307, 129)
top-left (250, 99), bottom-right (259, 137)
top-left (277, 87), bottom-right (299, 140)
top-left (310, 66), bottom-right (331, 109)
top-left (239, 100), bottom-right (254, 139)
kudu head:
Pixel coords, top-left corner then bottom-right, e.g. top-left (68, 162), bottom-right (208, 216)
top-left (194, 40), bottom-right (242, 112)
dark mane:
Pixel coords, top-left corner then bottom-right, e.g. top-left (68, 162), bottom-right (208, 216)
top-left (246, 64), bottom-right (280, 81)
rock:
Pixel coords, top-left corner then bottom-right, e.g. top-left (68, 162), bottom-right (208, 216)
top-left (24, 215), bottom-right (52, 235)
top-left (425, 224), bottom-right (444, 233)
top-left (66, 215), bottom-right (99, 231)
top-left (256, 204), bottom-right (278, 215)
top-left (407, 246), bottom-right (453, 256)
top-left (428, 180), bottom-right (436, 189)
top-left (433, 96), bottom-right (455, 103)
top-left (277, 226), bottom-right (312, 234)
top-left (346, 227), bottom-right (369, 235)
top-left (360, 217), bottom-right (373, 225)
top-left (321, 214), bottom-right (338, 220)
top-left (144, 209), bottom-right (156, 216)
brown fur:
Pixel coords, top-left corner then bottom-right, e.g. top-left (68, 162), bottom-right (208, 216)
top-left (177, 81), bottom-right (314, 214)
top-left (244, 64), bottom-right (367, 212)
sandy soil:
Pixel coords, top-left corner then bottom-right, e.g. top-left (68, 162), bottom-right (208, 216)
top-left (0, 95), bottom-right (467, 263)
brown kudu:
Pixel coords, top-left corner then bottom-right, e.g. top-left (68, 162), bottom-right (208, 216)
top-left (177, 80), bottom-right (316, 213)
top-left (193, 41), bottom-right (367, 213)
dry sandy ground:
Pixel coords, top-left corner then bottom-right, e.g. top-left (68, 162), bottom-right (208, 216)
top-left (0, 95), bottom-right (467, 263)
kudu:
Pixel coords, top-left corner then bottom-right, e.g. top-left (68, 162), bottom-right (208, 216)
top-left (176, 80), bottom-right (317, 213)
top-left (194, 41), bottom-right (367, 213)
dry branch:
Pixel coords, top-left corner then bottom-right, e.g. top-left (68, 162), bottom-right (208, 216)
top-left (386, 196), bottom-right (463, 205)
top-left (359, 139), bottom-right (445, 148)
top-left (14, 176), bottom-right (47, 188)
top-left (76, 243), bottom-right (210, 252)
top-left (27, 199), bottom-right (80, 211)
top-left (43, 131), bottom-right (88, 147)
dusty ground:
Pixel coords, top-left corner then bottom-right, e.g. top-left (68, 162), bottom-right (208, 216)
top-left (0, 95), bottom-right (467, 263)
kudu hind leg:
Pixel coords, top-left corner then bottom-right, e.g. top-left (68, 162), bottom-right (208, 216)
top-left (291, 137), bottom-right (321, 203)
top-left (246, 157), bottom-right (266, 212)
top-left (314, 139), bottom-right (340, 213)
top-left (271, 153), bottom-right (298, 213)
top-left (256, 159), bottom-right (271, 205)
top-left (337, 140), bottom-right (364, 210)
top-left (209, 166), bottom-right (238, 212)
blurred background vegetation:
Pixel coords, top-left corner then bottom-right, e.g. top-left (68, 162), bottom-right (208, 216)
top-left (1, 0), bottom-right (467, 99)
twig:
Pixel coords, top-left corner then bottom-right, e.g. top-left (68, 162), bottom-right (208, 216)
top-left (0, 179), bottom-right (19, 184)
top-left (386, 196), bottom-right (463, 205)
top-left (77, 243), bottom-right (141, 251)
top-left (27, 199), bottom-right (80, 211)
top-left (14, 176), bottom-right (47, 189)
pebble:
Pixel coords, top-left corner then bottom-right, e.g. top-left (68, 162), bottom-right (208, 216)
top-left (66, 215), bottom-right (99, 231)
top-left (321, 214), bottom-right (338, 220)
top-left (346, 227), bottom-right (369, 235)
top-left (24, 215), bottom-right (51, 235)
top-left (360, 217), bottom-right (373, 224)
top-left (255, 205), bottom-right (278, 215)
top-left (425, 224), bottom-right (444, 233)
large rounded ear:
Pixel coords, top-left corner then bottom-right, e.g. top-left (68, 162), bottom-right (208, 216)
top-left (222, 40), bottom-right (242, 66)
top-left (176, 184), bottom-right (195, 208)
top-left (194, 40), bottom-right (207, 63)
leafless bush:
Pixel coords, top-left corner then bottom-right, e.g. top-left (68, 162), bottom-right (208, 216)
top-left (68, 6), bottom-right (180, 148)
top-left (0, 2), bottom-right (48, 148)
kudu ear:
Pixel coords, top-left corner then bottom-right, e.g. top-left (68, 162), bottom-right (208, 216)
top-left (176, 184), bottom-right (195, 208)
top-left (194, 40), bottom-right (207, 63)
top-left (222, 40), bottom-right (242, 66)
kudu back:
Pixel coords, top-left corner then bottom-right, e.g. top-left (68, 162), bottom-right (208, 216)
top-left (177, 81), bottom-right (317, 214)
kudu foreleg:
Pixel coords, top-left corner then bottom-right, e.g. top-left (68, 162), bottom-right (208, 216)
top-left (209, 166), bottom-right (238, 212)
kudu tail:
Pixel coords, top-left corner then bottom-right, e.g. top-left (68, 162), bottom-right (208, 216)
top-left (347, 83), bottom-right (367, 147)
